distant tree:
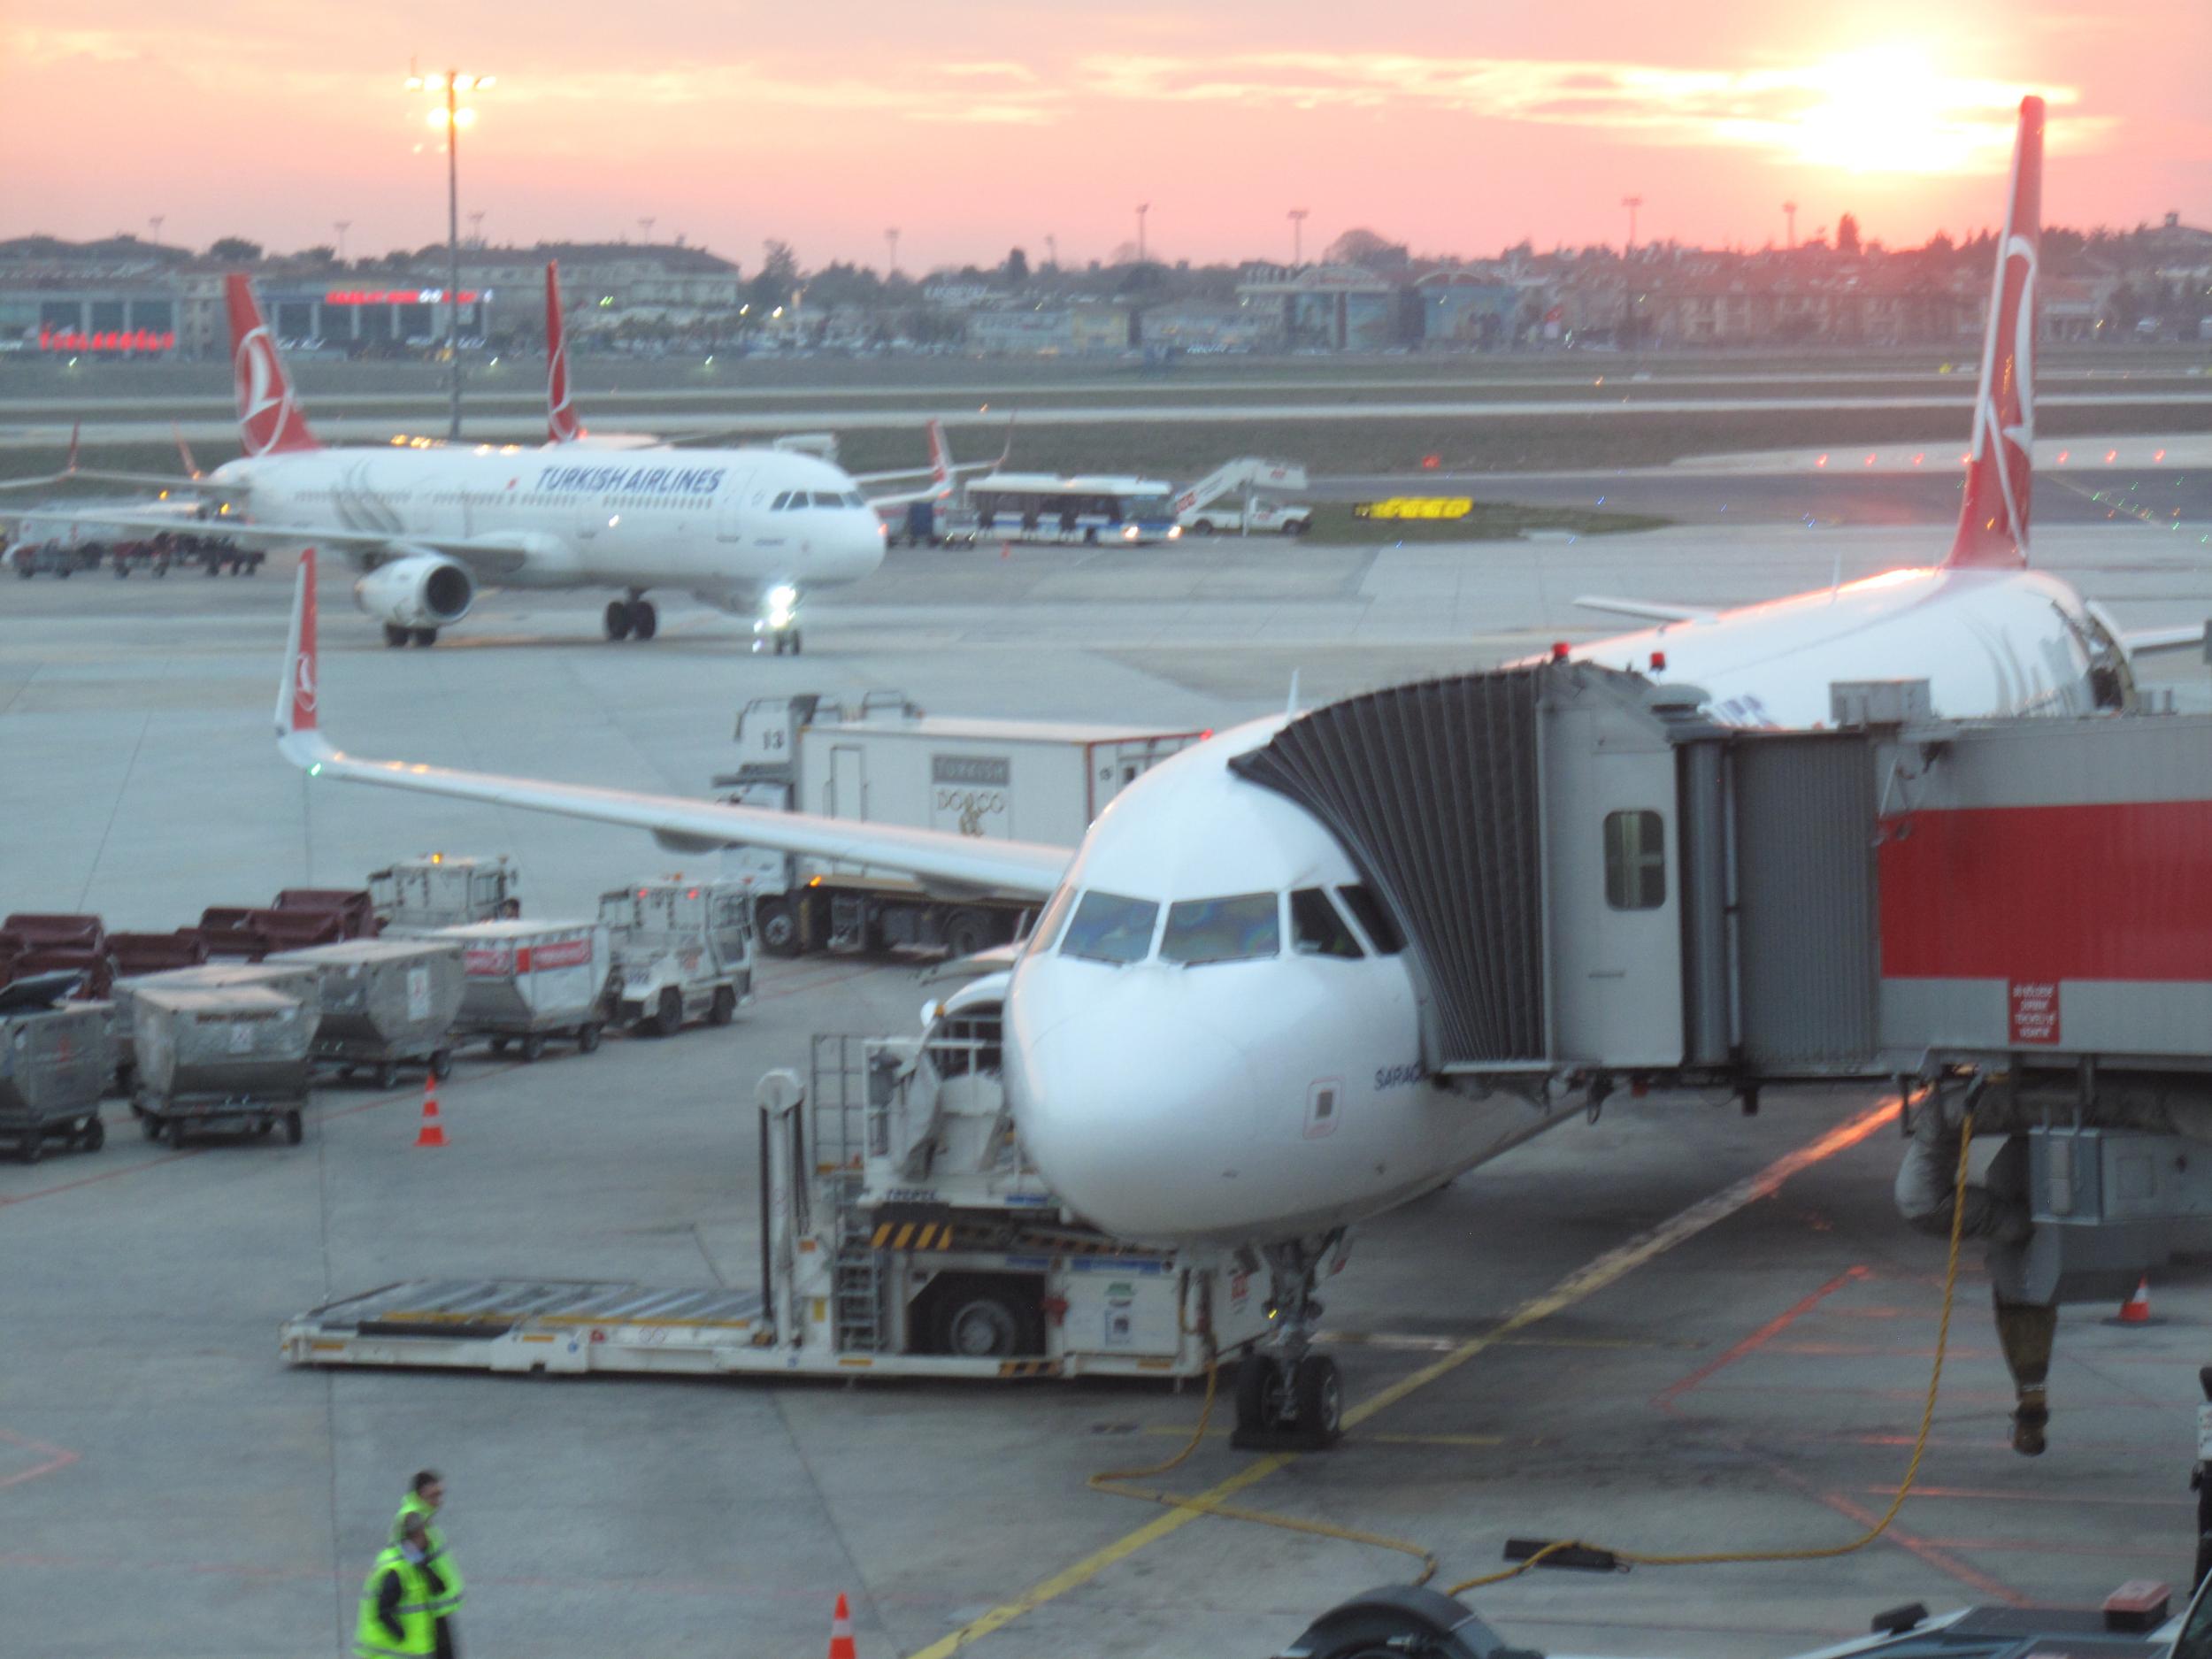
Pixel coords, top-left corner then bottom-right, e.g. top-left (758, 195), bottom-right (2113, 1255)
top-left (1002, 246), bottom-right (1029, 283)
top-left (804, 261), bottom-right (883, 309)
top-left (208, 235), bottom-right (263, 263)
top-left (1324, 227), bottom-right (1409, 270)
top-left (1836, 213), bottom-right (1861, 257)
top-left (748, 241), bottom-right (801, 311)
top-left (297, 244), bottom-right (338, 266)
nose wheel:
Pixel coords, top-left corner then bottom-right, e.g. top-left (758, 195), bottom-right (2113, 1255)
top-left (605, 594), bottom-right (657, 641)
top-left (1230, 1237), bottom-right (1345, 1451)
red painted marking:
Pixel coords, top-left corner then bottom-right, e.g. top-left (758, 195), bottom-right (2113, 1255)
top-left (1816, 1492), bottom-right (2025, 1601)
top-left (0, 1430), bottom-right (77, 1490)
top-left (1653, 1265), bottom-right (1868, 1407)
top-left (1880, 803), bottom-right (2212, 982)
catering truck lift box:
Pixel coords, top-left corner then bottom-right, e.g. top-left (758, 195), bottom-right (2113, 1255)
top-left (716, 691), bottom-right (1203, 957)
top-left (280, 992), bottom-right (1270, 1384)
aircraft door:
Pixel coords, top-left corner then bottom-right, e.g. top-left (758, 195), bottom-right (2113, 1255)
top-left (717, 471), bottom-right (754, 543)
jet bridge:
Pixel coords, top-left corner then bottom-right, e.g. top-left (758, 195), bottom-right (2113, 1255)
top-left (1234, 660), bottom-right (2212, 1090)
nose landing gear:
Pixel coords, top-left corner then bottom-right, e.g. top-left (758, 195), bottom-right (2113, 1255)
top-left (1231, 1237), bottom-right (1346, 1452)
top-left (750, 585), bottom-right (803, 655)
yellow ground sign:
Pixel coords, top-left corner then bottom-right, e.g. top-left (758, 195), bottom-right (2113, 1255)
top-left (1353, 497), bottom-right (1474, 520)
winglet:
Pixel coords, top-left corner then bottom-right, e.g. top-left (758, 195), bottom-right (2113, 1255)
top-left (546, 261), bottom-right (588, 444)
top-left (173, 422), bottom-right (202, 480)
top-left (926, 417), bottom-right (951, 487)
top-left (227, 274), bottom-right (319, 457)
top-left (278, 548), bottom-right (320, 743)
top-left (65, 420), bottom-right (80, 475)
top-left (1946, 96), bottom-right (2041, 571)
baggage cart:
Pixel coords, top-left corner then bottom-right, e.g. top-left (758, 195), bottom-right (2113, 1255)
top-left (111, 960), bottom-right (322, 1099)
top-left (0, 994), bottom-right (111, 1162)
top-left (126, 983), bottom-right (314, 1147)
top-left (437, 920), bottom-right (610, 1061)
top-left (273, 939), bottom-right (465, 1087)
top-left (600, 880), bottom-right (754, 1036)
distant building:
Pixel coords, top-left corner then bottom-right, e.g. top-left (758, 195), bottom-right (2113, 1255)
top-left (1235, 265), bottom-right (1422, 350)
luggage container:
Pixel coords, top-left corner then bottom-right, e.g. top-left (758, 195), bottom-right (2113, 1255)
top-left (113, 961), bottom-right (323, 1105)
top-left (438, 920), bottom-right (609, 1061)
top-left (273, 939), bottom-right (465, 1087)
top-left (127, 983), bottom-right (311, 1146)
top-left (0, 991), bottom-right (111, 1162)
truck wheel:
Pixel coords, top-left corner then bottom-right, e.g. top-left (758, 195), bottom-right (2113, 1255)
top-left (374, 1061), bottom-right (400, 1091)
top-left (384, 623), bottom-right (410, 649)
top-left (577, 1021), bottom-right (602, 1054)
top-left (430, 1049), bottom-right (454, 1080)
top-left (520, 1032), bottom-right (547, 1063)
top-left (603, 600), bottom-right (633, 641)
top-left (1193, 519), bottom-right (1216, 536)
top-left (754, 898), bottom-right (800, 957)
top-left (942, 909), bottom-right (990, 960)
top-left (489, 1036), bottom-right (511, 1056)
top-left (283, 1111), bottom-right (303, 1146)
top-left (81, 1117), bottom-right (105, 1153)
top-left (115, 560), bottom-right (130, 579)
top-left (707, 986), bottom-right (737, 1025)
top-left (20, 1130), bottom-right (42, 1165)
top-left (1283, 519), bottom-right (1310, 537)
top-left (931, 1277), bottom-right (1040, 1359)
top-left (142, 1110), bottom-right (163, 1141)
top-left (411, 628), bottom-right (438, 647)
top-left (650, 988), bottom-right (683, 1037)
top-left (165, 1118), bottom-right (189, 1148)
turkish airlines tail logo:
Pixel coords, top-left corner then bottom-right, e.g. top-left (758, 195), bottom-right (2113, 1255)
top-left (546, 261), bottom-right (583, 442)
top-left (226, 275), bottom-right (319, 457)
top-left (1947, 96), bottom-right (2042, 571)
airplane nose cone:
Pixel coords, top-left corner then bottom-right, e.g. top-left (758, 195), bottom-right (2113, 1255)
top-left (1008, 999), bottom-right (1261, 1243)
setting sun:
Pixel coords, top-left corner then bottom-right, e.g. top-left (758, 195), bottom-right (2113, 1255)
top-left (1787, 45), bottom-right (2024, 173)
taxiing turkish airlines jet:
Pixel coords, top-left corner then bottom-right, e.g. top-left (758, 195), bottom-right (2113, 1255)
top-left (271, 97), bottom-right (2185, 1440)
top-left (87, 273), bottom-right (887, 651)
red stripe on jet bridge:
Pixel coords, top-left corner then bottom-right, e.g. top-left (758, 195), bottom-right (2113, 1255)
top-left (1878, 802), bottom-right (2212, 982)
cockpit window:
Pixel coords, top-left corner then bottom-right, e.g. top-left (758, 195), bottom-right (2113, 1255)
top-left (1059, 891), bottom-right (1158, 964)
top-left (1025, 886), bottom-right (1076, 956)
top-left (1335, 884), bottom-right (1405, 955)
top-left (1160, 893), bottom-right (1279, 966)
top-left (1290, 888), bottom-right (1363, 959)
top-left (771, 491), bottom-right (793, 510)
top-left (843, 491), bottom-right (866, 508)
top-left (811, 491), bottom-right (844, 508)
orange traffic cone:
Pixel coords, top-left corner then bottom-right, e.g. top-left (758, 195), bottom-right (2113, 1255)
top-left (413, 1073), bottom-right (447, 1148)
top-left (826, 1593), bottom-right (856, 1659)
top-left (2116, 1276), bottom-right (2152, 1325)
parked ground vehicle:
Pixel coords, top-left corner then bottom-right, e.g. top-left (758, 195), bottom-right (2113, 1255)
top-left (371, 855), bottom-right (522, 933)
top-left (937, 472), bottom-right (1184, 547)
top-left (438, 919), bottom-right (610, 1060)
top-left (281, 989), bottom-right (1267, 1383)
top-left (600, 880), bottom-right (754, 1035)
top-left (1172, 457), bottom-right (1312, 537)
top-left (0, 986), bottom-right (110, 1162)
top-left (715, 692), bottom-right (1203, 957)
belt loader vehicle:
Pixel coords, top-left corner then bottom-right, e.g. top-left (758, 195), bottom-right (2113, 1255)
top-left (281, 979), bottom-right (1270, 1384)
top-left (716, 691), bottom-right (1204, 959)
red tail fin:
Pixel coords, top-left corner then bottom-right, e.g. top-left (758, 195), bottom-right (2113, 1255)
top-left (1946, 96), bottom-right (2042, 570)
top-left (926, 417), bottom-right (950, 485)
top-left (546, 261), bottom-right (584, 443)
top-left (226, 274), bottom-right (319, 457)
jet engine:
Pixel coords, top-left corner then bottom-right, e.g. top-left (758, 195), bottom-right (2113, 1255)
top-left (353, 553), bottom-right (475, 630)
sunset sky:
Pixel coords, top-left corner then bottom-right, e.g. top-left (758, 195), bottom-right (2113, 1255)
top-left (4, 2), bottom-right (2207, 273)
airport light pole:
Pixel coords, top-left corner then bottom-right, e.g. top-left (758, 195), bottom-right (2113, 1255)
top-left (408, 65), bottom-right (494, 440)
top-left (148, 215), bottom-right (164, 247)
top-left (1287, 208), bottom-right (1308, 267)
top-left (1782, 200), bottom-right (1798, 250)
top-left (886, 227), bottom-right (900, 273)
top-left (334, 220), bottom-right (350, 263)
top-left (1135, 204), bottom-right (1149, 264)
top-left (1621, 194), bottom-right (1642, 256)
top-left (1044, 233), bottom-right (1056, 271)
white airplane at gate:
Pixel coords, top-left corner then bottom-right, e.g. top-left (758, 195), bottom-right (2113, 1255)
top-left (267, 97), bottom-right (2194, 1441)
top-left (75, 273), bottom-right (896, 651)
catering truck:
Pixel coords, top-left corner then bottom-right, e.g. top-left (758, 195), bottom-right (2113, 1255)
top-left (713, 692), bottom-right (1204, 958)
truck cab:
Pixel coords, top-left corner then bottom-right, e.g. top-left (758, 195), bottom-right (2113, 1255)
top-left (370, 855), bottom-right (521, 934)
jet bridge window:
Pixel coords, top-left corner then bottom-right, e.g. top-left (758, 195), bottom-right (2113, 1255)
top-left (1290, 888), bottom-right (1363, 959)
top-left (1059, 891), bottom-right (1159, 965)
top-left (1335, 885), bottom-right (1405, 955)
top-left (1160, 893), bottom-right (1279, 966)
top-left (1602, 810), bottom-right (1667, 910)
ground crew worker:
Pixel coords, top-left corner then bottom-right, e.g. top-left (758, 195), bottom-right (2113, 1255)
top-left (394, 1471), bottom-right (464, 1657)
top-left (354, 1512), bottom-right (437, 1657)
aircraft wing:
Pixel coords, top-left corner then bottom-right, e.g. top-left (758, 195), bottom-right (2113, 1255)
top-left (30, 511), bottom-right (535, 577)
top-left (2122, 624), bottom-right (2206, 657)
top-left (1572, 595), bottom-right (1720, 626)
top-left (273, 550), bottom-right (1070, 900)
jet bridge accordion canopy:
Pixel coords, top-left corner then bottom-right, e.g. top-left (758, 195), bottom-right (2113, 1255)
top-left (1231, 670), bottom-right (1548, 1066)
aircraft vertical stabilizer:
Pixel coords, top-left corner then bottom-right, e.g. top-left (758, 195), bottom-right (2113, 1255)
top-left (1945, 96), bottom-right (2042, 571)
top-left (225, 274), bottom-right (319, 457)
top-left (546, 261), bottom-right (585, 443)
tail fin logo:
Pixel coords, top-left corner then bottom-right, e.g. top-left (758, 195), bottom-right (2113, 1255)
top-left (283, 549), bottom-right (319, 734)
top-left (926, 418), bottom-right (950, 482)
top-left (235, 326), bottom-right (298, 458)
top-left (546, 261), bottom-right (583, 443)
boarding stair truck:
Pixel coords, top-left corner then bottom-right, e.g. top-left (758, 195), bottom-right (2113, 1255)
top-left (1173, 457), bottom-right (1311, 538)
top-left (715, 691), bottom-right (1205, 958)
top-left (368, 855), bottom-right (522, 934)
top-left (280, 978), bottom-right (1268, 1382)
top-left (436, 918), bottom-right (611, 1061)
top-left (600, 879), bottom-right (755, 1036)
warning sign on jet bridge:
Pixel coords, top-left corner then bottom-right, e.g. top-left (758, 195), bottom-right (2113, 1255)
top-left (2009, 980), bottom-right (2060, 1045)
